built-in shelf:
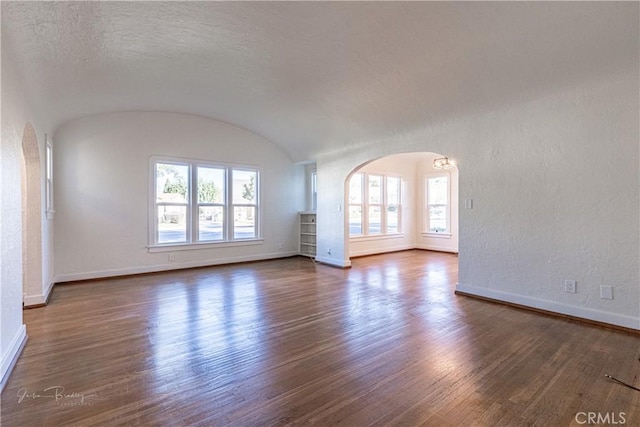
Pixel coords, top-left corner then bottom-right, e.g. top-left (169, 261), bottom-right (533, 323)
top-left (299, 211), bottom-right (316, 257)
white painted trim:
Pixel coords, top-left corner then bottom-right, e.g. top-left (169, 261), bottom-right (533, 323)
top-left (350, 233), bottom-right (405, 242)
top-left (456, 283), bottom-right (640, 330)
top-left (350, 243), bottom-right (414, 258)
top-left (421, 232), bottom-right (451, 239)
top-left (23, 280), bottom-right (55, 307)
top-left (0, 325), bottom-right (27, 393)
top-left (55, 251), bottom-right (298, 283)
top-left (23, 294), bottom-right (45, 307)
top-left (315, 255), bottom-right (352, 268)
top-left (416, 243), bottom-right (458, 253)
top-left (148, 239), bottom-right (264, 252)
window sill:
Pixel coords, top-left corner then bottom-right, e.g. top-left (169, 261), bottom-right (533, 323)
top-left (422, 232), bottom-right (452, 239)
top-left (350, 233), bottom-right (405, 242)
top-left (148, 239), bottom-right (264, 253)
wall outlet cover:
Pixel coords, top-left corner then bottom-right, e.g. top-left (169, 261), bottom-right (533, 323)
top-left (564, 280), bottom-right (577, 294)
top-left (600, 285), bottom-right (614, 299)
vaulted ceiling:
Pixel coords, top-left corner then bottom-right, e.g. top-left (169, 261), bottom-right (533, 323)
top-left (2, 1), bottom-right (637, 161)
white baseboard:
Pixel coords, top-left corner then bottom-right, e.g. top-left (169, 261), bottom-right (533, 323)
top-left (349, 243), bottom-right (414, 258)
top-left (54, 251), bottom-right (299, 283)
top-left (315, 255), bottom-right (352, 268)
top-left (0, 325), bottom-right (27, 393)
top-left (456, 283), bottom-right (640, 330)
top-left (23, 280), bottom-right (55, 307)
top-left (416, 243), bottom-right (458, 253)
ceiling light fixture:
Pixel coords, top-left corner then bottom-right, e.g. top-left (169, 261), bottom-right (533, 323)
top-left (433, 157), bottom-right (455, 169)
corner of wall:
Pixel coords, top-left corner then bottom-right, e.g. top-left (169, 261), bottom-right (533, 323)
top-left (0, 325), bottom-right (27, 393)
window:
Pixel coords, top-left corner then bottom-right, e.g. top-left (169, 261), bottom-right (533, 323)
top-left (348, 173), bottom-right (363, 235)
top-left (151, 157), bottom-right (260, 247)
top-left (348, 172), bottom-right (402, 237)
top-left (386, 176), bottom-right (400, 233)
top-left (426, 175), bottom-right (449, 234)
top-left (231, 169), bottom-right (257, 239)
top-left (45, 135), bottom-right (54, 219)
top-left (310, 170), bottom-right (317, 211)
top-left (368, 175), bottom-right (382, 234)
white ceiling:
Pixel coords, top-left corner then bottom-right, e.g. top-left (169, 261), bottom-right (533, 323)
top-left (2, 1), bottom-right (637, 162)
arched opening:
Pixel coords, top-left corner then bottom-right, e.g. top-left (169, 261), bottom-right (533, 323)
top-left (20, 123), bottom-right (43, 306)
top-left (344, 152), bottom-right (459, 260)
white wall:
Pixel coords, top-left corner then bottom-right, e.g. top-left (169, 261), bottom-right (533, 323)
top-left (54, 112), bottom-right (304, 281)
top-left (317, 67), bottom-right (639, 329)
top-left (1, 39), bottom-right (29, 390)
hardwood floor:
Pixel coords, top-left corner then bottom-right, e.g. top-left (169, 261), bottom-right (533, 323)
top-left (1, 250), bottom-right (638, 426)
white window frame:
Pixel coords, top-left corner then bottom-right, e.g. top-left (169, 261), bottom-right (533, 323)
top-left (230, 167), bottom-right (260, 241)
top-left (424, 173), bottom-right (451, 238)
top-left (149, 156), bottom-right (262, 252)
top-left (349, 172), bottom-right (402, 238)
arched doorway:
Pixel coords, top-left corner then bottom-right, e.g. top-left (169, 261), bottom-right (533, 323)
top-left (21, 123), bottom-right (43, 305)
top-left (344, 152), bottom-right (459, 259)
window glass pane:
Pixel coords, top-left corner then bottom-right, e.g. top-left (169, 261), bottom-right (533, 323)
top-left (233, 170), bottom-right (257, 204)
top-left (368, 175), bottom-right (382, 204)
top-left (234, 206), bottom-right (256, 239)
top-left (368, 206), bottom-right (381, 234)
top-left (349, 206), bottom-right (362, 235)
top-left (156, 163), bottom-right (189, 203)
top-left (429, 205), bottom-right (447, 232)
top-left (199, 206), bottom-right (224, 241)
top-left (387, 206), bottom-right (399, 233)
top-left (198, 167), bottom-right (225, 203)
top-left (46, 144), bottom-right (53, 180)
top-left (387, 177), bottom-right (400, 205)
top-left (349, 174), bottom-right (362, 204)
top-left (311, 171), bottom-right (317, 211)
top-left (428, 176), bottom-right (448, 205)
top-left (157, 206), bottom-right (187, 243)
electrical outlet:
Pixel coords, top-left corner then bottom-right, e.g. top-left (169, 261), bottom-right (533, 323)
top-left (168, 254), bottom-right (176, 262)
top-left (564, 280), bottom-right (577, 293)
top-left (600, 285), bottom-right (614, 299)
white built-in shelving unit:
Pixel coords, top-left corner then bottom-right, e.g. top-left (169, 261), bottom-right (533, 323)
top-left (299, 211), bottom-right (317, 257)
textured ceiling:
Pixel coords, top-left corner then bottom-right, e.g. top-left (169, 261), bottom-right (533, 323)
top-left (2, 1), bottom-right (637, 161)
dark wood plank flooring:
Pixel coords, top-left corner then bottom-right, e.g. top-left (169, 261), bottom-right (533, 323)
top-left (1, 250), bottom-right (638, 426)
